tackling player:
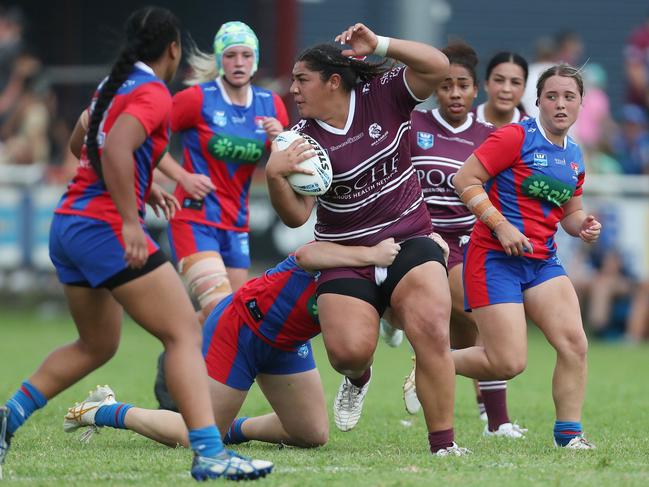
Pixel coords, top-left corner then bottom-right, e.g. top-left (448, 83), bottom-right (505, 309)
top-left (62, 237), bottom-right (402, 449)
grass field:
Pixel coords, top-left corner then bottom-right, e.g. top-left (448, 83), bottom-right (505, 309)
top-left (1, 309), bottom-right (648, 486)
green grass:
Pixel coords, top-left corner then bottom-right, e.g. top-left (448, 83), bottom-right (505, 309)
top-left (1, 309), bottom-right (648, 486)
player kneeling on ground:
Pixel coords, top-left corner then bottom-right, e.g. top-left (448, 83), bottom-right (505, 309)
top-left (63, 237), bottom-right (401, 448)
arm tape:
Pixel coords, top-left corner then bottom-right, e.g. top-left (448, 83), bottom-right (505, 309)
top-left (459, 184), bottom-right (506, 230)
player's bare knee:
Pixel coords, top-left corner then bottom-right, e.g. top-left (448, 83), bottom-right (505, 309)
top-left (557, 329), bottom-right (588, 360)
top-left (77, 336), bottom-right (119, 365)
top-left (292, 424), bottom-right (329, 448)
top-left (326, 342), bottom-right (373, 373)
top-left (404, 312), bottom-right (450, 354)
top-left (493, 356), bottom-right (526, 380)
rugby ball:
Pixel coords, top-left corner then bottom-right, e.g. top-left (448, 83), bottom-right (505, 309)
top-left (275, 130), bottom-right (332, 196)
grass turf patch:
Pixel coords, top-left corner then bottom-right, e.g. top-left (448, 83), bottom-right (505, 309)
top-left (1, 309), bottom-right (648, 486)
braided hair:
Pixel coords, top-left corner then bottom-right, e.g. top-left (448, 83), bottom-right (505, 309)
top-left (85, 6), bottom-right (180, 178)
top-left (297, 44), bottom-right (390, 92)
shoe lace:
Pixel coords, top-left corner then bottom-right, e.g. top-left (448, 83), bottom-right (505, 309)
top-left (337, 381), bottom-right (361, 410)
top-left (78, 425), bottom-right (100, 443)
top-left (571, 436), bottom-right (594, 448)
top-left (511, 422), bottom-right (528, 434)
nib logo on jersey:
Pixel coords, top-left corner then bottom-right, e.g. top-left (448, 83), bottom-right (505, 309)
top-left (307, 295), bottom-right (319, 324)
top-left (522, 174), bottom-right (573, 207)
top-left (208, 133), bottom-right (264, 163)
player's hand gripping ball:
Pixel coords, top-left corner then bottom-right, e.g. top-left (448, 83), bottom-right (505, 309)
top-left (275, 130), bottom-right (332, 196)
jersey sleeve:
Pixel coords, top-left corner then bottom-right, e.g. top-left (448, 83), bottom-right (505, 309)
top-left (122, 82), bottom-right (171, 135)
top-left (473, 124), bottom-right (525, 176)
top-left (171, 85), bottom-right (203, 132)
top-left (574, 171), bottom-right (585, 197)
top-left (272, 92), bottom-right (289, 127)
top-left (369, 66), bottom-right (420, 121)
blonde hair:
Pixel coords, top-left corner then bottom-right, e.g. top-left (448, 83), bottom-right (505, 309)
top-left (184, 42), bottom-right (218, 86)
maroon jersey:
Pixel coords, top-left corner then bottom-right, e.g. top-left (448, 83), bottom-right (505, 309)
top-left (293, 66), bottom-right (431, 245)
top-left (410, 109), bottom-right (494, 231)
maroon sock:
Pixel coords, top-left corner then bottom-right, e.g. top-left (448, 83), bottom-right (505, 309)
top-left (479, 381), bottom-right (509, 431)
top-left (348, 368), bottom-right (371, 388)
top-left (428, 428), bottom-right (454, 453)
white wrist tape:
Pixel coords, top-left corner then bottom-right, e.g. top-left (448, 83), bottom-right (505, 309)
top-left (373, 35), bottom-right (390, 57)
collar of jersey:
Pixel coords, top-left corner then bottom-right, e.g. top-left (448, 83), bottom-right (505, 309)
top-left (476, 103), bottom-right (521, 125)
top-left (216, 77), bottom-right (253, 108)
top-left (315, 90), bottom-right (356, 135)
top-left (535, 118), bottom-right (567, 149)
top-left (432, 108), bottom-right (474, 134)
top-left (134, 61), bottom-right (155, 76)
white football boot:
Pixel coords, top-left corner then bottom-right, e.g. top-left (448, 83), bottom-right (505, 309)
top-left (556, 435), bottom-right (596, 449)
top-left (483, 422), bottom-right (527, 439)
top-left (435, 443), bottom-right (472, 457)
top-left (63, 385), bottom-right (116, 442)
top-left (191, 451), bottom-right (274, 481)
top-left (333, 369), bottom-right (371, 432)
top-left (403, 357), bottom-right (421, 415)
top-left (379, 319), bottom-right (404, 348)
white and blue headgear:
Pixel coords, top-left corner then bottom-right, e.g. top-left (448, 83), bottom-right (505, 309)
top-left (214, 21), bottom-right (259, 77)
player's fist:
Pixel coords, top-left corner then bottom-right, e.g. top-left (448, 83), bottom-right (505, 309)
top-left (334, 23), bottom-right (378, 58)
top-left (579, 215), bottom-right (601, 243)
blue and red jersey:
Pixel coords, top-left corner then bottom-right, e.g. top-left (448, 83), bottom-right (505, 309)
top-left (171, 78), bottom-right (289, 232)
top-left (223, 255), bottom-right (319, 351)
top-left (56, 62), bottom-right (171, 224)
top-left (472, 118), bottom-right (585, 259)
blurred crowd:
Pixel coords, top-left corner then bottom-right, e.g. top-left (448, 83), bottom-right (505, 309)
top-left (0, 5), bottom-right (647, 341)
top-left (0, 6), bottom-right (76, 183)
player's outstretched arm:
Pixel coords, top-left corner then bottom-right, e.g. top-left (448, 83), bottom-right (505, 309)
top-left (335, 22), bottom-right (449, 100)
top-left (295, 238), bottom-right (401, 271)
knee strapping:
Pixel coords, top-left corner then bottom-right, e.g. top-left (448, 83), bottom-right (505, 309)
top-left (179, 252), bottom-right (231, 309)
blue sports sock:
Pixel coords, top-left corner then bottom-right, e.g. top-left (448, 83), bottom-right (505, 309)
top-left (5, 381), bottom-right (47, 436)
top-left (554, 420), bottom-right (582, 446)
top-left (223, 417), bottom-right (249, 445)
top-left (94, 403), bottom-right (133, 429)
top-left (189, 425), bottom-right (224, 458)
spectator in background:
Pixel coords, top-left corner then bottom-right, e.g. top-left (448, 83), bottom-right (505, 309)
top-left (522, 32), bottom-right (584, 119)
top-left (573, 63), bottom-right (622, 174)
top-left (521, 37), bottom-right (556, 118)
top-left (625, 279), bottom-right (649, 342)
top-left (613, 104), bottom-right (649, 174)
top-left (0, 53), bottom-right (49, 165)
top-left (624, 13), bottom-right (649, 113)
top-left (0, 6), bottom-right (25, 121)
top-left (554, 31), bottom-right (584, 67)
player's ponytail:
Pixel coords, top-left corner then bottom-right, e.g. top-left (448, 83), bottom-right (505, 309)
top-left (297, 44), bottom-right (391, 92)
top-left (86, 6), bottom-right (180, 178)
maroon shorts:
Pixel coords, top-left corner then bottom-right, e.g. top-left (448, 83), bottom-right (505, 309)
top-left (436, 228), bottom-right (472, 270)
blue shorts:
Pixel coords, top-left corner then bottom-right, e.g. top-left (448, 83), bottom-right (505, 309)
top-left (202, 295), bottom-right (316, 391)
top-left (463, 243), bottom-right (567, 311)
top-left (167, 219), bottom-right (250, 269)
top-left (49, 214), bottom-right (160, 288)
